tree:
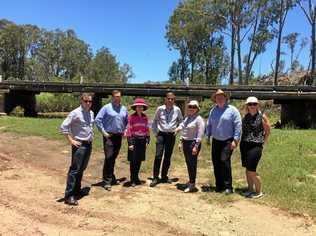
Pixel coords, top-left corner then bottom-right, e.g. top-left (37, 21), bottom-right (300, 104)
top-left (296, 0), bottom-right (316, 84)
top-left (273, 0), bottom-right (296, 85)
top-left (166, 0), bottom-right (226, 84)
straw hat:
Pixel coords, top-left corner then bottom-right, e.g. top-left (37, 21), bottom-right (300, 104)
top-left (212, 89), bottom-right (228, 101)
top-left (131, 98), bottom-right (148, 111)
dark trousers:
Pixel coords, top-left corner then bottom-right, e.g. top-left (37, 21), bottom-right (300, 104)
top-left (153, 132), bottom-right (176, 179)
top-left (183, 140), bottom-right (201, 184)
top-left (102, 134), bottom-right (122, 185)
top-left (211, 138), bottom-right (234, 190)
top-left (130, 161), bottom-right (141, 182)
top-left (65, 143), bottom-right (92, 198)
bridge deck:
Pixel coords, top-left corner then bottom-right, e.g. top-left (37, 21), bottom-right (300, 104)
top-left (1, 81), bottom-right (316, 100)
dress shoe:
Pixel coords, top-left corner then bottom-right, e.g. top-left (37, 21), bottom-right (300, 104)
top-left (104, 184), bottom-right (112, 191)
top-left (134, 179), bottom-right (142, 185)
top-left (64, 196), bottom-right (78, 206)
top-left (131, 182), bottom-right (136, 187)
top-left (150, 178), bottom-right (159, 187)
top-left (111, 179), bottom-right (120, 185)
top-left (160, 177), bottom-right (172, 184)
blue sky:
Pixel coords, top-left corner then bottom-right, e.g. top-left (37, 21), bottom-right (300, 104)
top-left (0, 0), bottom-right (311, 83)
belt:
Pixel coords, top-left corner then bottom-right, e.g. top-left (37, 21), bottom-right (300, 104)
top-left (77, 140), bottom-right (92, 145)
top-left (108, 132), bottom-right (123, 136)
top-left (159, 131), bottom-right (175, 135)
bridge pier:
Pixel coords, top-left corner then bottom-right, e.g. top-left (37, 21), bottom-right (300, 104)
top-left (92, 94), bottom-right (103, 115)
top-left (4, 91), bottom-right (38, 117)
top-left (275, 100), bottom-right (316, 128)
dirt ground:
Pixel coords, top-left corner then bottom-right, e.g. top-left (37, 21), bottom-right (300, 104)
top-left (0, 133), bottom-right (315, 236)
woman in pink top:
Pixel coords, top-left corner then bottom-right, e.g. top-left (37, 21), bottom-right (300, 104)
top-left (126, 98), bottom-right (150, 187)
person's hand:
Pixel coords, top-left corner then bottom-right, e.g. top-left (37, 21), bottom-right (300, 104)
top-left (71, 139), bottom-right (81, 147)
top-left (103, 132), bottom-right (112, 139)
top-left (192, 146), bottom-right (198, 155)
top-left (128, 145), bottom-right (134, 151)
top-left (230, 140), bottom-right (237, 150)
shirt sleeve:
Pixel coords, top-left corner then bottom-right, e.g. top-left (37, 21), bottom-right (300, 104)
top-left (151, 108), bottom-right (159, 135)
top-left (232, 107), bottom-right (242, 141)
top-left (95, 106), bottom-right (107, 134)
top-left (205, 109), bottom-right (213, 138)
top-left (126, 115), bottom-right (133, 137)
top-left (196, 117), bottom-right (205, 143)
top-left (177, 108), bottom-right (183, 124)
top-left (60, 111), bottom-right (74, 134)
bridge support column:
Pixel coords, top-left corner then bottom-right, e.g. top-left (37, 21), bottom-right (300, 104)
top-left (92, 94), bottom-right (102, 115)
top-left (275, 100), bottom-right (316, 128)
top-left (0, 90), bottom-right (7, 114)
top-left (4, 91), bottom-right (37, 117)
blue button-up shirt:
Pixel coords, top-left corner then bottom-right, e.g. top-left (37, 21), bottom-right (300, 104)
top-left (206, 103), bottom-right (242, 141)
top-left (95, 102), bottom-right (128, 134)
top-left (60, 106), bottom-right (94, 142)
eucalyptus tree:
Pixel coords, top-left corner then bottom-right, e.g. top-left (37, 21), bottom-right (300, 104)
top-left (166, 0), bottom-right (226, 84)
top-left (296, 0), bottom-right (316, 84)
top-left (273, 0), bottom-right (296, 85)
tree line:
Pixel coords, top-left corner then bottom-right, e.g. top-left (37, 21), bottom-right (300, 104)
top-left (166, 0), bottom-right (315, 85)
top-left (0, 19), bottom-right (134, 83)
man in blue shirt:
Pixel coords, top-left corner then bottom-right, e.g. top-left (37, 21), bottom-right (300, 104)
top-left (60, 93), bottom-right (94, 205)
top-left (206, 89), bottom-right (242, 194)
top-left (95, 90), bottom-right (128, 191)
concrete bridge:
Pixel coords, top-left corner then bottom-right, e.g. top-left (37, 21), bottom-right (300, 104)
top-left (1, 81), bottom-right (316, 128)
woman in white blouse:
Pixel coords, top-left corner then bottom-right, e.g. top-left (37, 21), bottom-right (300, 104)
top-left (176, 100), bottom-right (205, 193)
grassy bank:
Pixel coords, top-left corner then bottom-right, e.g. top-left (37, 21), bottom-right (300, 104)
top-left (0, 116), bottom-right (315, 217)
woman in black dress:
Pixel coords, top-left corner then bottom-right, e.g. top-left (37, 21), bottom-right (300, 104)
top-left (240, 97), bottom-right (270, 199)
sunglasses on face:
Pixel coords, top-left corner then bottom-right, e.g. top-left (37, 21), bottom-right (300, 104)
top-left (83, 100), bottom-right (92, 104)
top-left (247, 103), bottom-right (258, 106)
top-left (188, 105), bottom-right (197, 109)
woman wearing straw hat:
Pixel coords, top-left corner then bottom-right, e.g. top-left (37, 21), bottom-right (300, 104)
top-left (240, 96), bottom-right (270, 199)
top-left (126, 98), bottom-right (150, 187)
top-left (176, 100), bottom-right (205, 193)
top-left (206, 89), bottom-right (242, 194)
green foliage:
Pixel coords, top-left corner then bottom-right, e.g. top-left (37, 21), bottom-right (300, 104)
top-left (0, 20), bottom-right (134, 83)
top-left (36, 93), bottom-right (78, 112)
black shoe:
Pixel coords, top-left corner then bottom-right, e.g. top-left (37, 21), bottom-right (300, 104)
top-left (131, 182), bottom-right (136, 187)
top-left (104, 184), bottom-right (112, 191)
top-left (134, 179), bottom-right (142, 185)
top-left (111, 179), bottom-right (120, 185)
top-left (215, 187), bottom-right (225, 193)
top-left (64, 196), bottom-right (78, 206)
top-left (150, 178), bottom-right (159, 187)
top-left (224, 188), bottom-right (234, 195)
top-left (160, 177), bottom-right (172, 184)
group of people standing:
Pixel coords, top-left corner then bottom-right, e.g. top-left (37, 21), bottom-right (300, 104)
top-left (60, 89), bottom-right (270, 206)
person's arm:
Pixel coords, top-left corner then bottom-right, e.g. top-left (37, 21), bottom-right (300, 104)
top-left (231, 108), bottom-right (242, 149)
top-left (262, 113), bottom-right (271, 143)
top-left (60, 112), bottom-right (81, 147)
top-left (95, 107), bottom-right (111, 138)
top-left (151, 108), bottom-right (160, 136)
top-left (205, 111), bottom-right (212, 145)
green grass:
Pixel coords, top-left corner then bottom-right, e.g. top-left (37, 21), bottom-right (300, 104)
top-left (0, 116), bottom-right (315, 217)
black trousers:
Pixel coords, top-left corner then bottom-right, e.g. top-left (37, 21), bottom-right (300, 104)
top-left (102, 134), bottom-right (122, 185)
top-left (130, 161), bottom-right (141, 182)
top-left (153, 132), bottom-right (176, 179)
top-left (211, 138), bottom-right (234, 190)
top-left (128, 137), bottom-right (147, 182)
top-left (65, 142), bottom-right (92, 198)
top-left (183, 140), bottom-right (201, 184)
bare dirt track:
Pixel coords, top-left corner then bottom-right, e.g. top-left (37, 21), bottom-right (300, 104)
top-left (0, 133), bottom-right (315, 236)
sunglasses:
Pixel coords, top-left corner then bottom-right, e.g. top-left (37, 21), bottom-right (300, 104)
top-left (247, 103), bottom-right (258, 106)
top-left (167, 98), bottom-right (175, 101)
top-left (83, 100), bottom-right (92, 103)
top-left (188, 105), bottom-right (197, 109)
